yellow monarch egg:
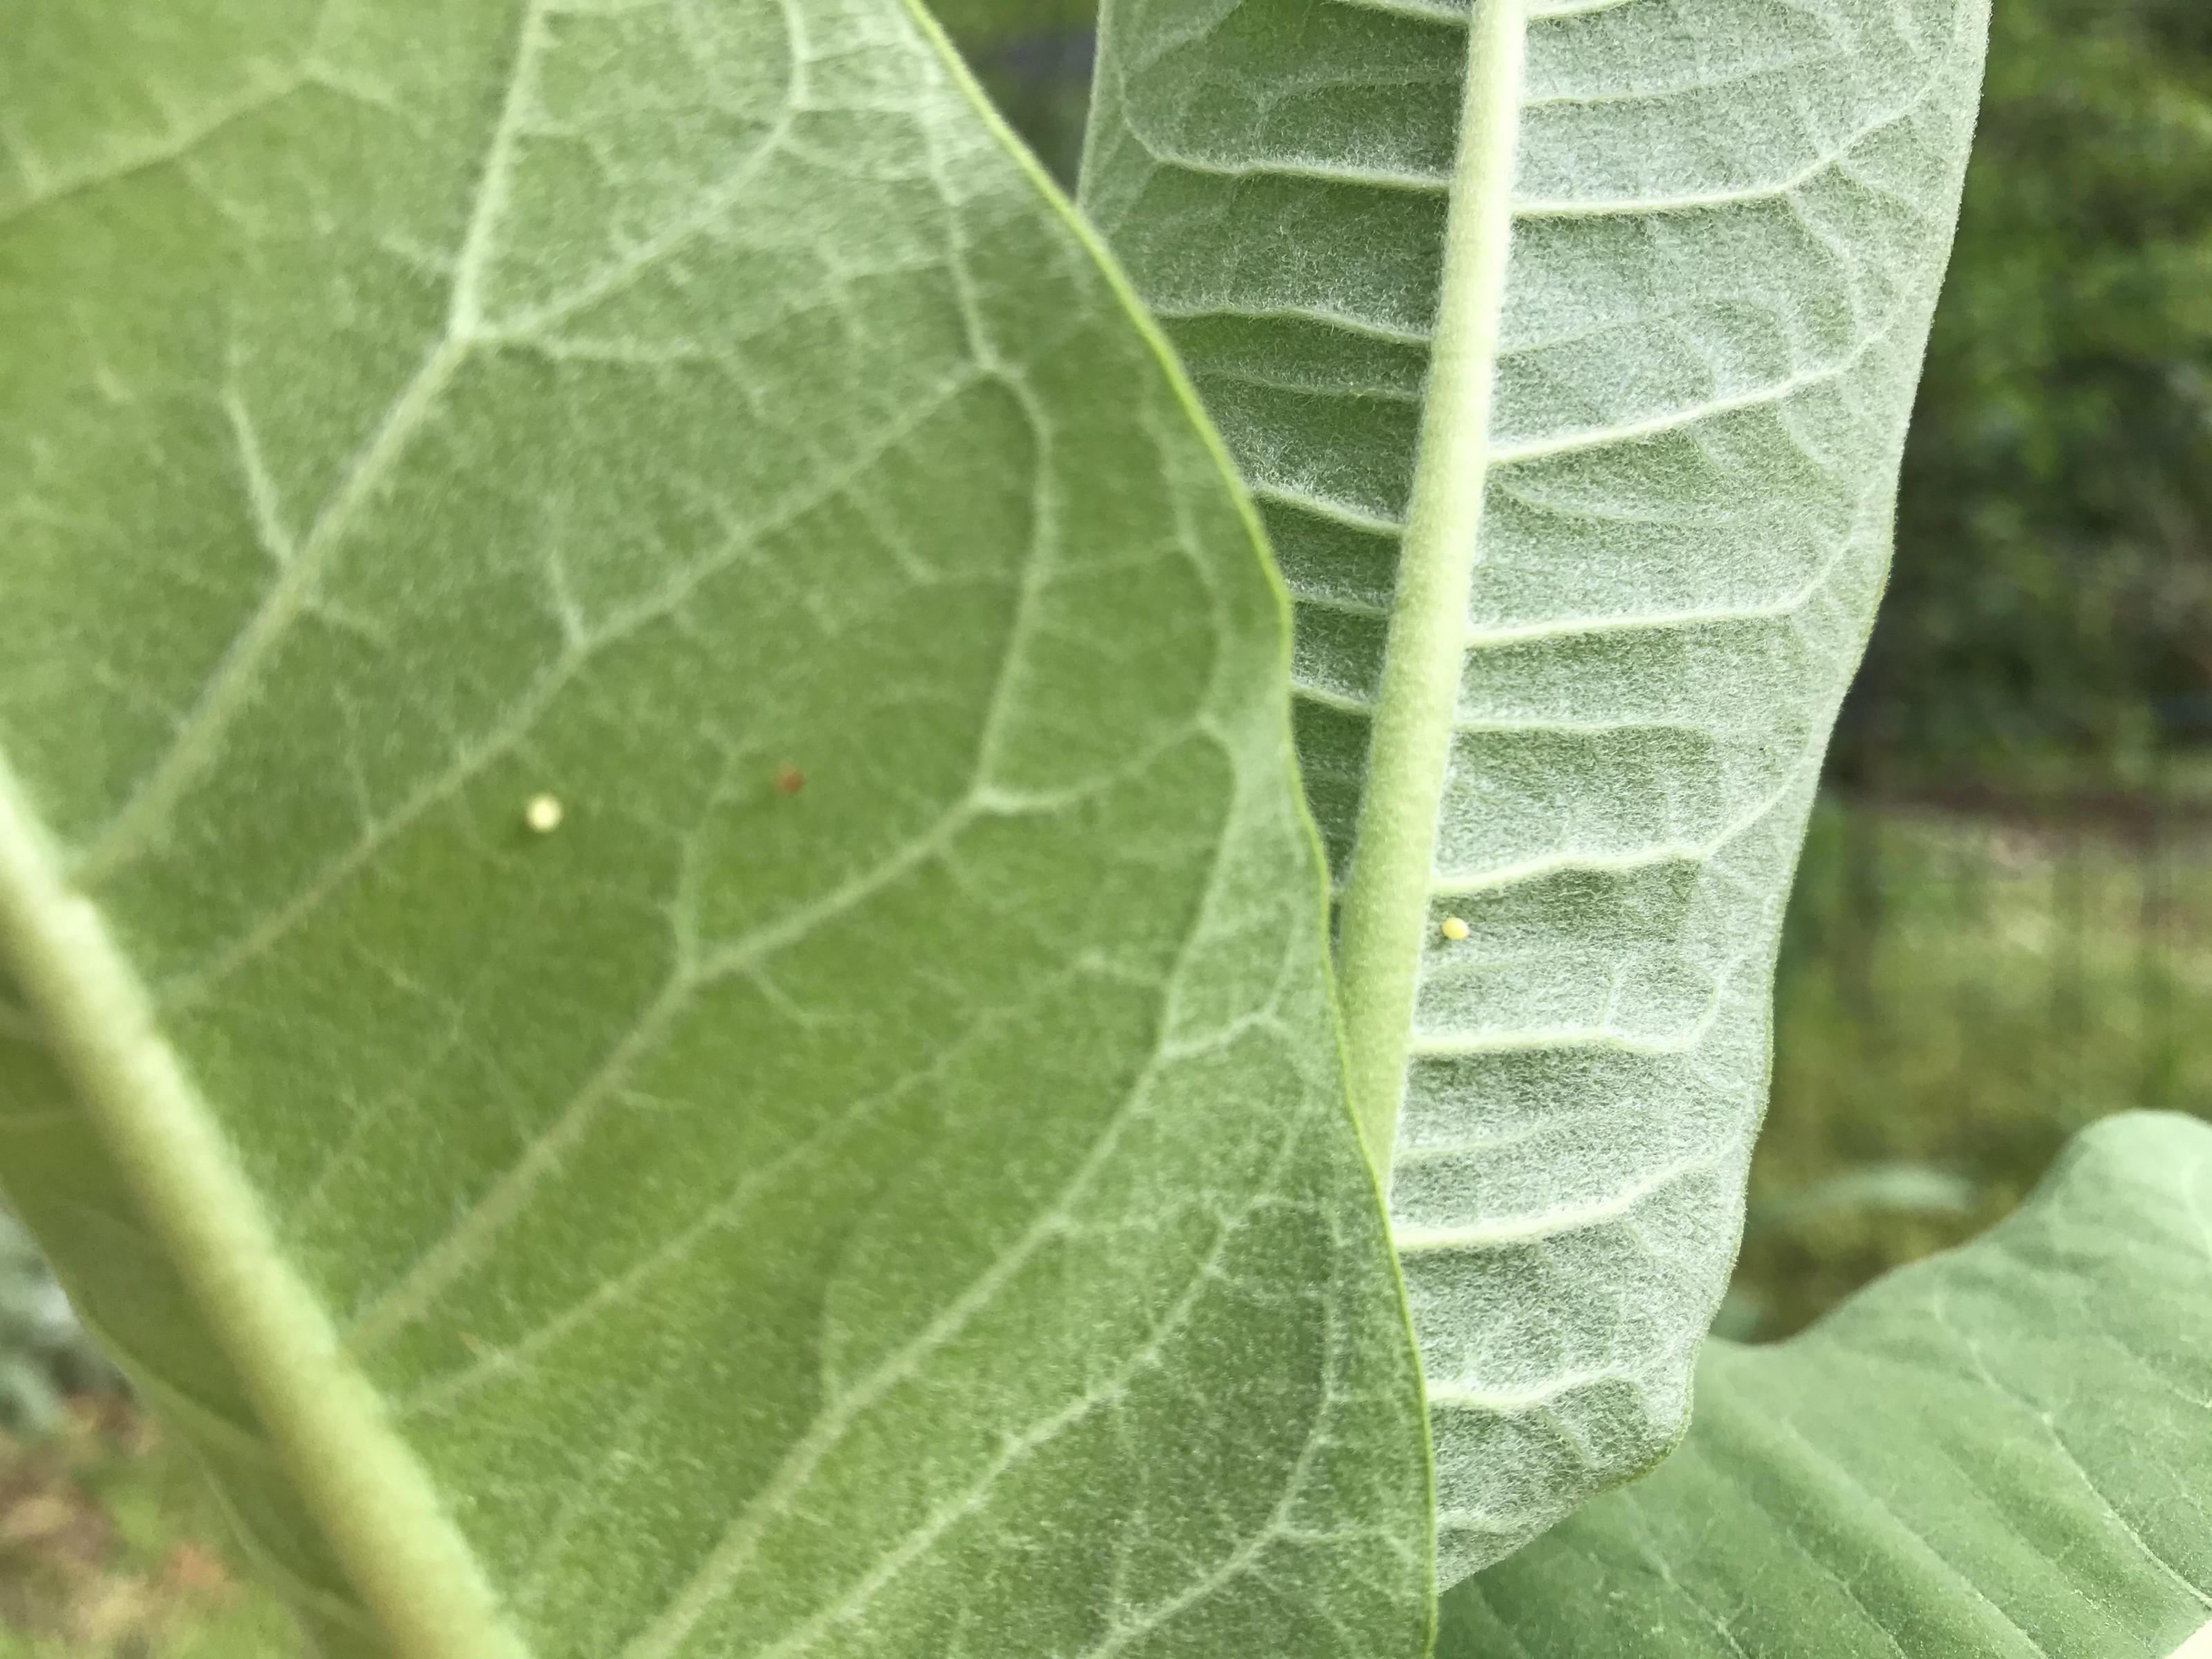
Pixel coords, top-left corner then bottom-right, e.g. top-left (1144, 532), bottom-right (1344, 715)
top-left (1439, 915), bottom-right (1470, 941)
top-left (524, 794), bottom-right (564, 834)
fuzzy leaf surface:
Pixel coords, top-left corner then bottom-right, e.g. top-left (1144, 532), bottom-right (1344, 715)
top-left (1449, 1111), bottom-right (2212, 1658)
top-left (1082, 0), bottom-right (1989, 1575)
top-left (0, 3), bottom-right (1431, 1655)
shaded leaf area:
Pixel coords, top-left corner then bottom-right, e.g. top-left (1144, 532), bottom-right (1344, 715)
top-left (1081, 0), bottom-right (1989, 1580)
top-left (1447, 1110), bottom-right (2212, 1658)
top-left (0, 3), bottom-right (1427, 1656)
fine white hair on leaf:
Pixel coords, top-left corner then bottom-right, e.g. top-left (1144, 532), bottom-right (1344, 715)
top-left (1083, 0), bottom-right (1991, 1584)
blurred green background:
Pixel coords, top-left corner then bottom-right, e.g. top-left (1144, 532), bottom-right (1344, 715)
top-left (3, 0), bottom-right (2209, 1648)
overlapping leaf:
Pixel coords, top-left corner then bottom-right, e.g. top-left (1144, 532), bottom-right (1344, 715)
top-left (0, 2), bottom-right (1430, 1654)
top-left (1083, 0), bottom-right (1989, 1575)
top-left (1450, 1110), bottom-right (2212, 1658)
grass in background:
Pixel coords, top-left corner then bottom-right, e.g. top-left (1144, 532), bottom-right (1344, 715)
top-left (0, 1401), bottom-right (292, 1658)
top-left (1732, 783), bottom-right (2212, 1338)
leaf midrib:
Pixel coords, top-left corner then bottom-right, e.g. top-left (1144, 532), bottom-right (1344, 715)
top-left (1332, 0), bottom-right (1527, 1169)
top-left (0, 10), bottom-right (550, 1652)
top-left (0, 753), bottom-right (532, 1659)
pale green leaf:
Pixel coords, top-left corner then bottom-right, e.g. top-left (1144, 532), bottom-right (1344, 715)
top-left (1447, 1109), bottom-right (2212, 1658)
top-left (1081, 0), bottom-right (1989, 1575)
top-left (0, 3), bottom-right (1430, 1656)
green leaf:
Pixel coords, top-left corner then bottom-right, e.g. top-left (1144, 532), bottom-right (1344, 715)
top-left (0, 3), bottom-right (1430, 1655)
top-left (1445, 1109), bottom-right (2212, 1658)
top-left (1080, 0), bottom-right (1990, 1575)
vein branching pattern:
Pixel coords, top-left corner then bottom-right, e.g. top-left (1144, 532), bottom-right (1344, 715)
top-left (1085, 0), bottom-right (1989, 1577)
top-left (1452, 1112), bottom-right (2212, 1658)
top-left (0, 1), bottom-right (1431, 1653)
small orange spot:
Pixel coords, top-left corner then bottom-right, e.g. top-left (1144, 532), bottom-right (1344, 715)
top-left (774, 765), bottom-right (805, 796)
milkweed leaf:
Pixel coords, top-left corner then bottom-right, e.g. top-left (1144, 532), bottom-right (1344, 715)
top-left (0, 2), bottom-right (1430, 1652)
top-left (1082, 0), bottom-right (1990, 1575)
top-left (1449, 1111), bottom-right (2212, 1659)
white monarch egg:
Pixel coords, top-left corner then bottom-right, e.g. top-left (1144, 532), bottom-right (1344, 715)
top-left (524, 794), bottom-right (564, 834)
top-left (1439, 915), bottom-right (1469, 941)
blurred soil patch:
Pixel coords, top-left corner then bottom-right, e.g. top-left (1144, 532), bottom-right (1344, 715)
top-left (0, 1397), bottom-right (292, 1658)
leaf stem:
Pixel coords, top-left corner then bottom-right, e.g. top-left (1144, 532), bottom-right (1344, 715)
top-left (0, 756), bottom-right (529, 1659)
top-left (1333, 0), bottom-right (1526, 1173)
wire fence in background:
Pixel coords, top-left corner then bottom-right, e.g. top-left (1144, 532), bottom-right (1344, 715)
top-left (1734, 734), bottom-right (2212, 1337)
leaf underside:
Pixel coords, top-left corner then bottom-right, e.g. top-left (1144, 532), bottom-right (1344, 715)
top-left (1082, 0), bottom-right (1989, 1577)
top-left (1449, 1110), bottom-right (2212, 1659)
top-left (0, 3), bottom-right (1430, 1656)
